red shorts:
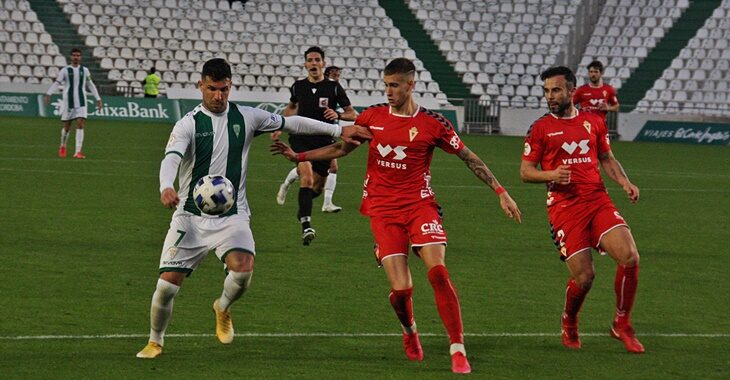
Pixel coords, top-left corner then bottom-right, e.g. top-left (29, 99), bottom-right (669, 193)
top-left (369, 202), bottom-right (447, 265)
top-left (548, 194), bottom-right (628, 261)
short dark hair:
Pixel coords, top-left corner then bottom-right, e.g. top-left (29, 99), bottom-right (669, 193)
top-left (587, 60), bottom-right (604, 73)
top-left (384, 58), bottom-right (416, 76)
top-left (324, 66), bottom-right (341, 77)
top-left (304, 46), bottom-right (325, 60)
top-left (201, 58), bottom-right (231, 81)
top-left (70, 48), bottom-right (81, 54)
top-left (540, 66), bottom-right (576, 89)
top-left (150, 67), bottom-right (156, 74)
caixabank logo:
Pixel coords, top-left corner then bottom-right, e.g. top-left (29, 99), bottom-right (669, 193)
top-left (42, 95), bottom-right (175, 121)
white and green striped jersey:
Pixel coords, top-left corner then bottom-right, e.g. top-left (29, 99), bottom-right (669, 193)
top-left (164, 102), bottom-right (286, 219)
top-left (46, 65), bottom-right (101, 109)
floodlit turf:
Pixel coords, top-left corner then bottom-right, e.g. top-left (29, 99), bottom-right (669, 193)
top-left (0, 115), bottom-right (728, 379)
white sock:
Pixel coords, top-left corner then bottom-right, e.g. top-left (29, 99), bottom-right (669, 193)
top-left (218, 271), bottom-right (252, 311)
top-left (60, 128), bottom-right (69, 147)
top-left (449, 343), bottom-right (466, 356)
top-left (283, 168), bottom-right (299, 188)
top-left (323, 173), bottom-right (337, 206)
top-left (75, 129), bottom-right (84, 154)
top-left (149, 278), bottom-right (180, 346)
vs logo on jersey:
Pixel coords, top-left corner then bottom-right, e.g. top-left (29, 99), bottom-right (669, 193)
top-left (377, 144), bottom-right (407, 160)
top-left (561, 140), bottom-right (590, 155)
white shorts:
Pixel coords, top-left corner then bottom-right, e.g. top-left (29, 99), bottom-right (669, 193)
top-left (61, 106), bottom-right (88, 121)
top-left (158, 213), bottom-right (255, 275)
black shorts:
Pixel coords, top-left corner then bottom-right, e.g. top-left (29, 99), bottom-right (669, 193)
top-left (289, 135), bottom-right (334, 177)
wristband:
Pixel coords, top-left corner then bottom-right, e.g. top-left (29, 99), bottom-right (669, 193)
top-left (296, 152), bottom-right (307, 162)
top-left (494, 186), bottom-right (506, 196)
top-left (336, 112), bottom-right (341, 120)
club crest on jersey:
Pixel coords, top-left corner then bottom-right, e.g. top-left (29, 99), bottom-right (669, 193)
top-left (318, 98), bottom-right (328, 108)
top-left (583, 121), bottom-right (592, 134)
top-left (232, 124), bottom-right (241, 137)
top-left (603, 90), bottom-right (608, 98)
top-left (409, 127), bottom-right (418, 142)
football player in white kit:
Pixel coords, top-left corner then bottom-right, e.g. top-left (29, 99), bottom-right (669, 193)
top-left (136, 58), bottom-right (371, 359)
top-left (44, 48), bottom-right (102, 159)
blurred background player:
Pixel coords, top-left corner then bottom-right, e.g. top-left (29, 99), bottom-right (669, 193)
top-left (324, 65), bottom-right (341, 82)
top-left (520, 66), bottom-right (644, 354)
top-left (136, 58), bottom-right (370, 359)
top-left (271, 58), bottom-right (522, 373)
top-left (572, 60), bottom-right (620, 120)
top-left (276, 65), bottom-right (347, 213)
top-left (44, 48), bottom-right (102, 159)
top-left (272, 47), bottom-right (357, 245)
top-left (143, 67), bottom-right (161, 98)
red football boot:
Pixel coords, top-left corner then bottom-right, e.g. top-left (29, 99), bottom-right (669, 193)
top-left (58, 146), bottom-right (67, 158)
top-left (451, 351), bottom-right (471, 374)
top-left (611, 323), bottom-right (645, 353)
top-left (73, 152), bottom-right (86, 159)
top-left (561, 317), bottom-right (582, 349)
top-left (402, 332), bottom-right (424, 361)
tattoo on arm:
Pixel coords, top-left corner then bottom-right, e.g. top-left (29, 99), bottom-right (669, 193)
top-left (458, 147), bottom-right (496, 188)
top-left (599, 151), bottom-right (629, 183)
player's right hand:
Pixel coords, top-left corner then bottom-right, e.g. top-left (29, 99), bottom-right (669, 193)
top-left (340, 125), bottom-right (372, 146)
top-left (270, 130), bottom-right (283, 141)
top-left (552, 165), bottom-right (571, 185)
top-left (499, 192), bottom-right (522, 224)
top-left (269, 141), bottom-right (297, 162)
top-left (160, 188), bottom-right (179, 209)
top-left (44, 95), bottom-right (50, 104)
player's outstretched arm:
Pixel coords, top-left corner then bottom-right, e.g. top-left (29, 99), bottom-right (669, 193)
top-left (270, 140), bottom-right (358, 163)
top-left (598, 151), bottom-right (639, 203)
top-left (282, 116), bottom-right (372, 145)
top-left (458, 147), bottom-right (522, 223)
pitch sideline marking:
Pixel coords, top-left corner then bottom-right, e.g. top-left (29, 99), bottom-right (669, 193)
top-left (1, 332), bottom-right (728, 340)
top-left (0, 168), bottom-right (726, 193)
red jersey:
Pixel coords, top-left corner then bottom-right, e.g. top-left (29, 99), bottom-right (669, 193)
top-left (522, 111), bottom-right (611, 207)
top-left (572, 83), bottom-right (618, 118)
top-left (355, 104), bottom-right (465, 216)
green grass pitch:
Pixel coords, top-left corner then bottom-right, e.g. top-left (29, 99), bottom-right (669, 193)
top-left (0, 115), bottom-right (727, 379)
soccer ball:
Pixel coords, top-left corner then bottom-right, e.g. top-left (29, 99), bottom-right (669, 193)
top-left (193, 175), bottom-right (235, 215)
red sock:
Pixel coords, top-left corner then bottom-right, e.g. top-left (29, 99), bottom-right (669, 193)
top-left (614, 264), bottom-right (639, 327)
top-left (389, 288), bottom-right (414, 329)
top-left (563, 279), bottom-right (589, 325)
top-left (427, 265), bottom-right (464, 344)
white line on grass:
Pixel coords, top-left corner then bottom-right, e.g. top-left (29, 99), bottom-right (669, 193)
top-left (1, 332), bottom-right (728, 340)
top-left (0, 168), bottom-right (726, 193)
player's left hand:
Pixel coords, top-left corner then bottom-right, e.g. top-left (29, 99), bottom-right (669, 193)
top-left (269, 141), bottom-right (297, 162)
top-left (498, 192), bottom-right (522, 224)
top-left (96, 99), bottom-right (103, 111)
top-left (340, 125), bottom-right (372, 146)
top-left (623, 182), bottom-right (640, 203)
